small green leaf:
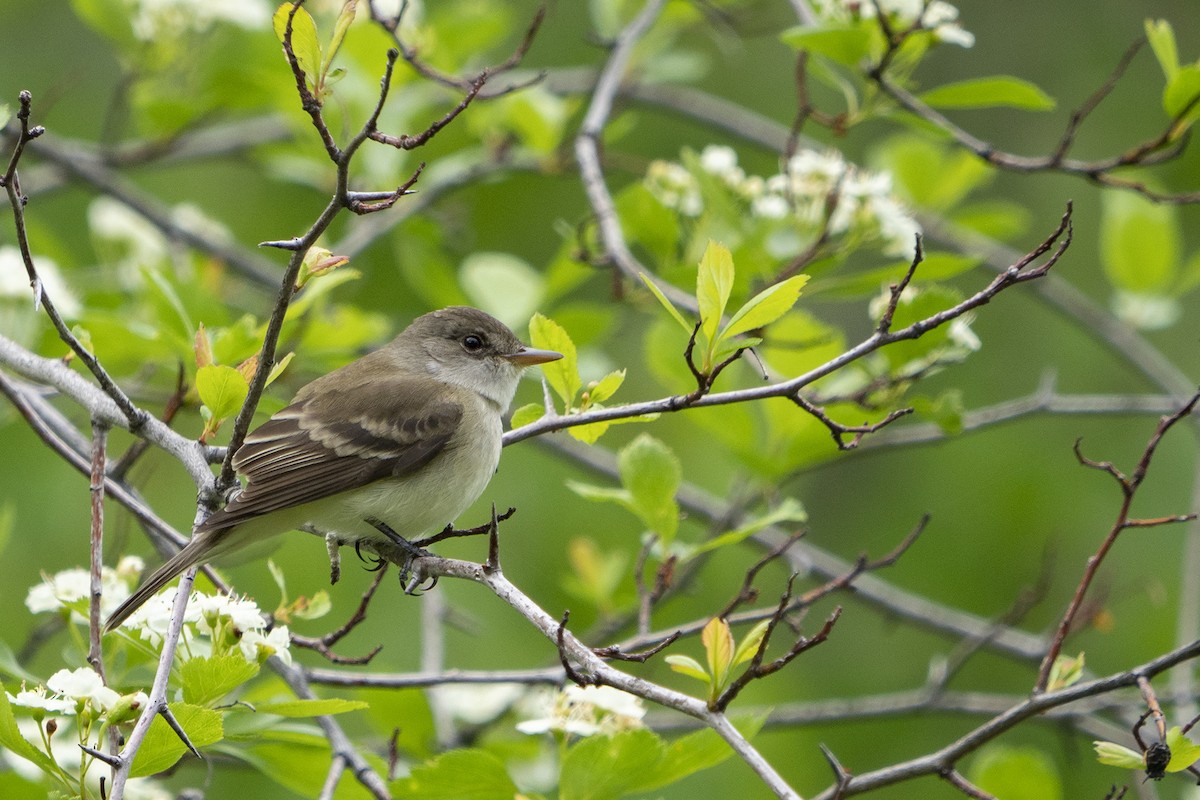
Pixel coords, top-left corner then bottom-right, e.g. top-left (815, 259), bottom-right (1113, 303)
top-left (689, 498), bottom-right (808, 558)
top-left (665, 654), bottom-right (710, 683)
top-left (731, 620), bottom-right (771, 668)
top-left (181, 655), bottom-right (260, 707)
top-left (266, 352), bottom-right (294, 387)
top-left (566, 481), bottom-right (633, 506)
top-left (196, 364), bottom-right (250, 420)
top-left (130, 703), bottom-right (223, 777)
top-left (392, 748), bottom-right (516, 800)
top-left (919, 76), bottom-right (1055, 111)
top-left (529, 313), bottom-right (580, 409)
top-left (697, 241), bottom-right (734, 346)
top-left (322, 0), bottom-right (358, 78)
top-left (1093, 740), bottom-right (1145, 770)
top-left (1045, 652), bottom-right (1084, 693)
top-left (721, 274), bottom-right (810, 341)
top-left (254, 698), bottom-right (369, 717)
top-left (618, 434), bottom-right (681, 541)
top-left (1145, 19), bottom-right (1179, 80)
top-left (1166, 727), bottom-right (1200, 772)
top-left (701, 617), bottom-right (734, 692)
top-left (1164, 65), bottom-right (1200, 123)
top-left (509, 403), bottom-right (545, 429)
top-left (780, 23), bottom-right (873, 67)
top-left (646, 714), bottom-right (766, 790)
top-left (273, 3), bottom-right (323, 89)
top-left (639, 271), bottom-right (692, 333)
top-left (1101, 190), bottom-right (1180, 294)
top-left (584, 369), bottom-right (626, 406)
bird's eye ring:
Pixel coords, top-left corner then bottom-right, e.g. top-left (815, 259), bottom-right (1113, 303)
top-left (463, 334), bottom-right (484, 351)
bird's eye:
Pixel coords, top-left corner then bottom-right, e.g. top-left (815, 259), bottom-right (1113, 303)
top-left (463, 334), bottom-right (484, 351)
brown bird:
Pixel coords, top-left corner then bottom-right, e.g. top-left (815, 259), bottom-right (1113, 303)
top-left (106, 306), bottom-right (561, 629)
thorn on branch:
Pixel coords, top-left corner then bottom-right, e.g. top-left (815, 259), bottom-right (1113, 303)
top-left (556, 611), bottom-right (593, 687)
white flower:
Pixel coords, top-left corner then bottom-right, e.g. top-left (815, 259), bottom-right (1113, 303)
top-left (0, 246), bottom-right (82, 318)
top-left (752, 193), bottom-right (791, 220)
top-left (811, 0), bottom-right (973, 47)
top-left (46, 668), bottom-right (120, 712)
top-left (26, 565), bottom-right (135, 621)
top-left (948, 316), bottom-right (981, 352)
top-left (239, 625), bottom-right (292, 666)
top-left (121, 589), bottom-right (200, 647)
top-left (645, 160), bottom-right (703, 217)
top-left (516, 685), bottom-right (645, 737)
top-left (87, 197), bottom-right (169, 279)
top-left (438, 683), bottom-right (525, 725)
top-left (192, 592), bottom-right (267, 633)
top-left (126, 0), bottom-right (271, 41)
top-left (6, 685), bottom-right (77, 715)
top-left (1112, 290), bottom-right (1181, 331)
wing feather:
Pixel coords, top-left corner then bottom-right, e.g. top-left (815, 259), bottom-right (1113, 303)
top-left (199, 372), bottom-right (462, 534)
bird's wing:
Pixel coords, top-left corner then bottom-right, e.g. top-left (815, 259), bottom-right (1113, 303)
top-left (198, 374), bottom-right (462, 533)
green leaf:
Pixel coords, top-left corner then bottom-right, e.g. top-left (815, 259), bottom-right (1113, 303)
top-left (322, 0), bottom-right (358, 78)
top-left (1101, 190), bottom-right (1180, 293)
top-left (618, 434), bottom-right (681, 541)
top-left (1145, 19), bottom-right (1179, 79)
top-left (702, 617), bottom-right (734, 691)
top-left (566, 481), bottom-right (633, 506)
top-left (1093, 740), bottom-right (1144, 770)
top-left (266, 351), bottom-right (294, 387)
top-left (529, 313), bottom-right (580, 409)
top-left (0, 684), bottom-right (61, 778)
top-left (720, 274), bottom-right (810, 341)
top-left (970, 745), bottom-right (1062, 800)
top-left (697, 241), bottom-right (734, 346)
top-left (1045, 652), bottom-right (1084, 692)
top-left (585, 369), bottom-right (625, 406)
top-left (1166, 727), bottom-right (1200, 772)
top-left (689, 498), bottom-right (807, 558)
top-left (254, 698), bottom-right (369, 717)
top-left (639, 271), bottom-right (692, 333)
top-left (181, 655), bottom-right (260, 707)
top-left (919, 76), bottom-right (1055, 111)
top-left (1164, 64), bottom-right (1200, 124)
top-left (780, 24), bottom-right (873, 67)
top-left (130, 702), bottom-right (223, 777)
top-left (392, 748), bottom-right (517, 800)
top-left (731, 620), bottom-right (771, 667)
top-left (509, 403), bottom-right (545, 429)
top-left (273, 2), bottom-right (322, 88)
top-left (665, 654), bottom-right (710, 683)
top-left (645, 714), bottom-right (766, 791)
top-left (195, 364), bottom-right (250, 420)
top-left (560, 728), bottom-right (666, 800)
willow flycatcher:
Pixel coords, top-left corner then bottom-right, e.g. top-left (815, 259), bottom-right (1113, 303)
top-left (106, 306), bottom-right (561, 629)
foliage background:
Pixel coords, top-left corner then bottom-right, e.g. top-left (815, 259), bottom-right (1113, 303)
top-left (1, 0), bottom-right (1200, 798)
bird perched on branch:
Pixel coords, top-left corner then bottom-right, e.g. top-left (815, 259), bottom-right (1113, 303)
top-left (106, 306), bottom-right (561, 629)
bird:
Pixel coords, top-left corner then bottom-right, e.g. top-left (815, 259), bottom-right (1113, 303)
top-left (105, 306), bottom-right (561, 630)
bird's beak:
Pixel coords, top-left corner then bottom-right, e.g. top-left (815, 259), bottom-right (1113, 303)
top-left (506, 346), bottom-right (563, 367)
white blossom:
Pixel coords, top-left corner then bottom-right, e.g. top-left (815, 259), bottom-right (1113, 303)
top-left (239, 625), bottom-right (292, 666)
top-left (0, 246), bottom-right (82, 318)
top-left (46, 668), bottom-right (120, 712)
top-left (121, 589), bottom-right (200, 647)
top-left (1112, 290), bottom-right (1181, 331)
top-left (6, 685), bottom-right (77, 715)
top-left (516, 685), bottom-right (645, 737)
top-left (25, 565), bottom-right (133, 621)
top-left (811, 0), bottom-right (973, 47)
top-left (125, 0), bottom-right (271, 41)
top-left (438, 683), bottom-right (525, 725)
top-left (193, 592), bottom-right (268, 633)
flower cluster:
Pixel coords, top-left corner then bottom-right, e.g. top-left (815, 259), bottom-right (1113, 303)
top-left (25, 556), bottom-right (143, 622)
top-left (121, 589), bottom-right (293, 666)
top-left (124, 0), bottom-right (271, 41)
top-left (516, 685), bottom-right (646, 737)
top-left (645, 145), bottom-right (921, 257)
top-left (810, 0), bottom-right (975, 48)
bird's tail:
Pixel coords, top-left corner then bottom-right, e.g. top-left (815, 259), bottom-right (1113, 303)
top-left (104, 537), bottom-right (211, 632)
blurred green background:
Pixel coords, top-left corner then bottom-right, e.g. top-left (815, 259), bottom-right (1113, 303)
top-left (2, 0), bottom-right (1200, 798)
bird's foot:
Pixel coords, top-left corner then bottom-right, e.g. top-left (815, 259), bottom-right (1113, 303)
top-left (363, 517), bottom-right (438, 594)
